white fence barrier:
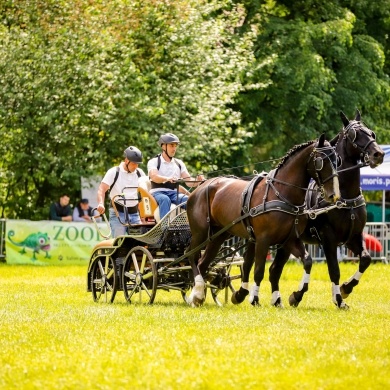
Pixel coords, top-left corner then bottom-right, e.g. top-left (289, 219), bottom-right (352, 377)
top-left (307, 222), bottom-right (388, 264)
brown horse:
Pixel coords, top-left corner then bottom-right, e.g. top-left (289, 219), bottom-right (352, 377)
top-left (186, 134), bottom-right (340, 306)
top-left (265, 110), bottom-right (384, 309)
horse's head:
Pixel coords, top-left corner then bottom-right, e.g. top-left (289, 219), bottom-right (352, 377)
top-left (308, 133), bottom-right (340, 203)
top-left (340, 110), bottom-right (384, 168)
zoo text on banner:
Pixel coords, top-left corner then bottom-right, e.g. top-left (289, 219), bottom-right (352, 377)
top-left (5, 220), bottom-right (103, 265)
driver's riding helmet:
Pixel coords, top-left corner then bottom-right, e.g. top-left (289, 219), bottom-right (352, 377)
top-left (123, 146), bottom-right (143, 163)
top-left (158, 133), bottom-right (180, 147)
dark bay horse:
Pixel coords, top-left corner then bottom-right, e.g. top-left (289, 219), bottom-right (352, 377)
top-left (268, 110), bottom-right (384, 309)
top-left (186, 134), bottom-right (340, 307)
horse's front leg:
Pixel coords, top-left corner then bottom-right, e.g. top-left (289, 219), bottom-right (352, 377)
top-left (341, 234), bottom-right (371, 299)
top-left (231, 242), bottom-right (255, 305)
top-left (322, 237), bottom-right (349, 309)
top-left (187, 246), bottom-right (205, 307)
top-left (289, 243), bottom-right (312, 307)
top-left (188, 234), bottom-right (228, 307)
top-left (249, 243), bottom-right (269, 306)
top-left (269, 246), bottom-right (291, 308)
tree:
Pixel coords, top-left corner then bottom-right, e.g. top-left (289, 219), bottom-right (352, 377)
top-left (236, 0), bottom-right (390, 164)
top-left (0, 0), bottom-right (255, 219)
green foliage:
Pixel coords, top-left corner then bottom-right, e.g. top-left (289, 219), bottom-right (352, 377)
top-left (1, 0), bottom-right (390, 219)
top-left (237, 0), bottom-right (390, 162)
top-left (0, 0), bottom-right (255, 219)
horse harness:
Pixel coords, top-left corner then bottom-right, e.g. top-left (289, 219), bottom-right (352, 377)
top-left (200, 143), bottom-right (336, 249)
top-left (308, 120), bottom-right (373, 246)
top-left (240, 170), bottom-right (306, 243)
top-left (342, 120), bottom-right (377, 165)
top-left (202, 170), bottom-right (307, 248)
top-left (308, 185), bottom-right (366, 246)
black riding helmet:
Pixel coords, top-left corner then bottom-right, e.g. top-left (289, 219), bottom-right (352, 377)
top-left (123, 146), bottom-right (143, 163)
top-left (158, 133), bottom-right (180, 146)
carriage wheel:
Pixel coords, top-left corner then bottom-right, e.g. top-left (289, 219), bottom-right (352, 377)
top-left (91, 256), bottom-right (118, 303)
top-left (122, 246), bottom-right (157, 304)
top-left (210, 262), bottom-right (243, 307)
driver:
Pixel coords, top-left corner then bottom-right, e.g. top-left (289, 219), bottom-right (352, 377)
top-left (147, 133), bottom-right (204, 219)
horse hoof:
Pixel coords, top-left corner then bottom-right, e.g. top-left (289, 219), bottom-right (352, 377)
top-left (341, 279), bottom-right (359, 299)
top-left (333, 294), bottom-right (349, 310)
top-left (231, 288), bottom-right (249, 305)
top-left (335, 301), bottom-right (350, 310)
top-left (231, 292), bottom-right (242, 305)
top-left (289, 293), bottom-right (300, 307)
top-left (249, 295), bottom-right (260, 306)
top-left (340, 285), bottom-right (349, 299)
top-left (191, 296), bottom-right (205, 307)
top-left (187, 288), bottom-right (205, 307)
top-left (272, 297), bottom-right (284, 308)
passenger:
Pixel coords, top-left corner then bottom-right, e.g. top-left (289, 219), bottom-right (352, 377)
top-left (147, 133), bottom-right (204, 219)
top-left (49, 194), bottom-right (73, 221)
top-left (96, 146), bottom-right (146, 237)
top-left (72, 198), bottom-right (100, 223)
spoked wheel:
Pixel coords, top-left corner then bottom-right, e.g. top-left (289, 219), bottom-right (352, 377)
top-left (210, 261), bottom-right (243, 307)
top-left (122, 246), bottom-right (157, 304)
top-left (91, 256), bottom-right (118, 303)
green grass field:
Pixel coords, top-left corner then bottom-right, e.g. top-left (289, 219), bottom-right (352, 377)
top-left (0, 261), bottom-right (389, 389)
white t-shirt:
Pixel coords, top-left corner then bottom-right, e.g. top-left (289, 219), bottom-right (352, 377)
top-left (147, 156), bottom-right (189, 193)
top-left (102, 162), bottom-right (146, 207)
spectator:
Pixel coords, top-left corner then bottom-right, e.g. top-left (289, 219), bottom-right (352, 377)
top-left (96, 146), bottom-right (146, 237)
top-left (147, 133), bottom-right (204, 219)
top-left (49, 194), bottom-right (72, 221)
top-left (72, 198), bottom-right (100, 222)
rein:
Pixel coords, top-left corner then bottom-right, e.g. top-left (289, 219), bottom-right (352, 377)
top-left (336, 161), bottom-right (365, 174)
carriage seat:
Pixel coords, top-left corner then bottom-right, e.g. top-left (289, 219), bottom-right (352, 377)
top-left (138, 177), bottom-right (159, 222)
top-left (92, 239), bottom-right (115, 251)
top-left (138, 176), bottom-right (184, 223)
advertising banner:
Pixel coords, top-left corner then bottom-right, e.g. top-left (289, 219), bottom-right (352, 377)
top-left (5, 220), bottom-right (104, 265)
top-left (360, 145), bottom-right (390, 190)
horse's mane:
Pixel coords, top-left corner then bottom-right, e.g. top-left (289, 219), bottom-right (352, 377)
top-left (275, 140), bottom-right (316, 170)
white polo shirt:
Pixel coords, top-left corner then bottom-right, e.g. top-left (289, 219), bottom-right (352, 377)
top-left (102, 162), bottom-right (146, 207)
top-left (147, 156), bottom-right (189, 193)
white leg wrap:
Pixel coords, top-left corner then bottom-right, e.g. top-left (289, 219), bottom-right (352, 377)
top-left (193, 277), bottom-right (205, 297)
top-left (241, 282), bottom-right (249, 290)
top-left (298, 272), bottom-right (310, 291)
top-left (249, 284), bottom-right (259, 304)
top-left (346, 271), bottom-right (363, 284)
top-left (187, 275), bottom-right (205, 306)
top-left (271, 290), bottom-right (281, 305)
top-left (332, 283), bottom-right (341, 304)
top-left (195, 275), bottom-right (204, 283)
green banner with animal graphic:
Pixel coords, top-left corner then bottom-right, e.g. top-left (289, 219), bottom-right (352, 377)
top-left (5, 220), bottom-right (104, 265)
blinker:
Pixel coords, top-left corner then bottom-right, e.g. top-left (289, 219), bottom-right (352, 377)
top-left (347, 128), bottom-right (356, 143)
top-left (314, 158), bottom-right (323, 171)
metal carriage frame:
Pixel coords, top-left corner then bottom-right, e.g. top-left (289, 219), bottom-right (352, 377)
top-left (86, 203), bottom-right (245, 306)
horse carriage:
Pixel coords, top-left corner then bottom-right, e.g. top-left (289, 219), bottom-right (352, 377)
top-left (87, 111), bottom-right (384, 309)
top-left (86, 182), bottom-right (245, 305)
